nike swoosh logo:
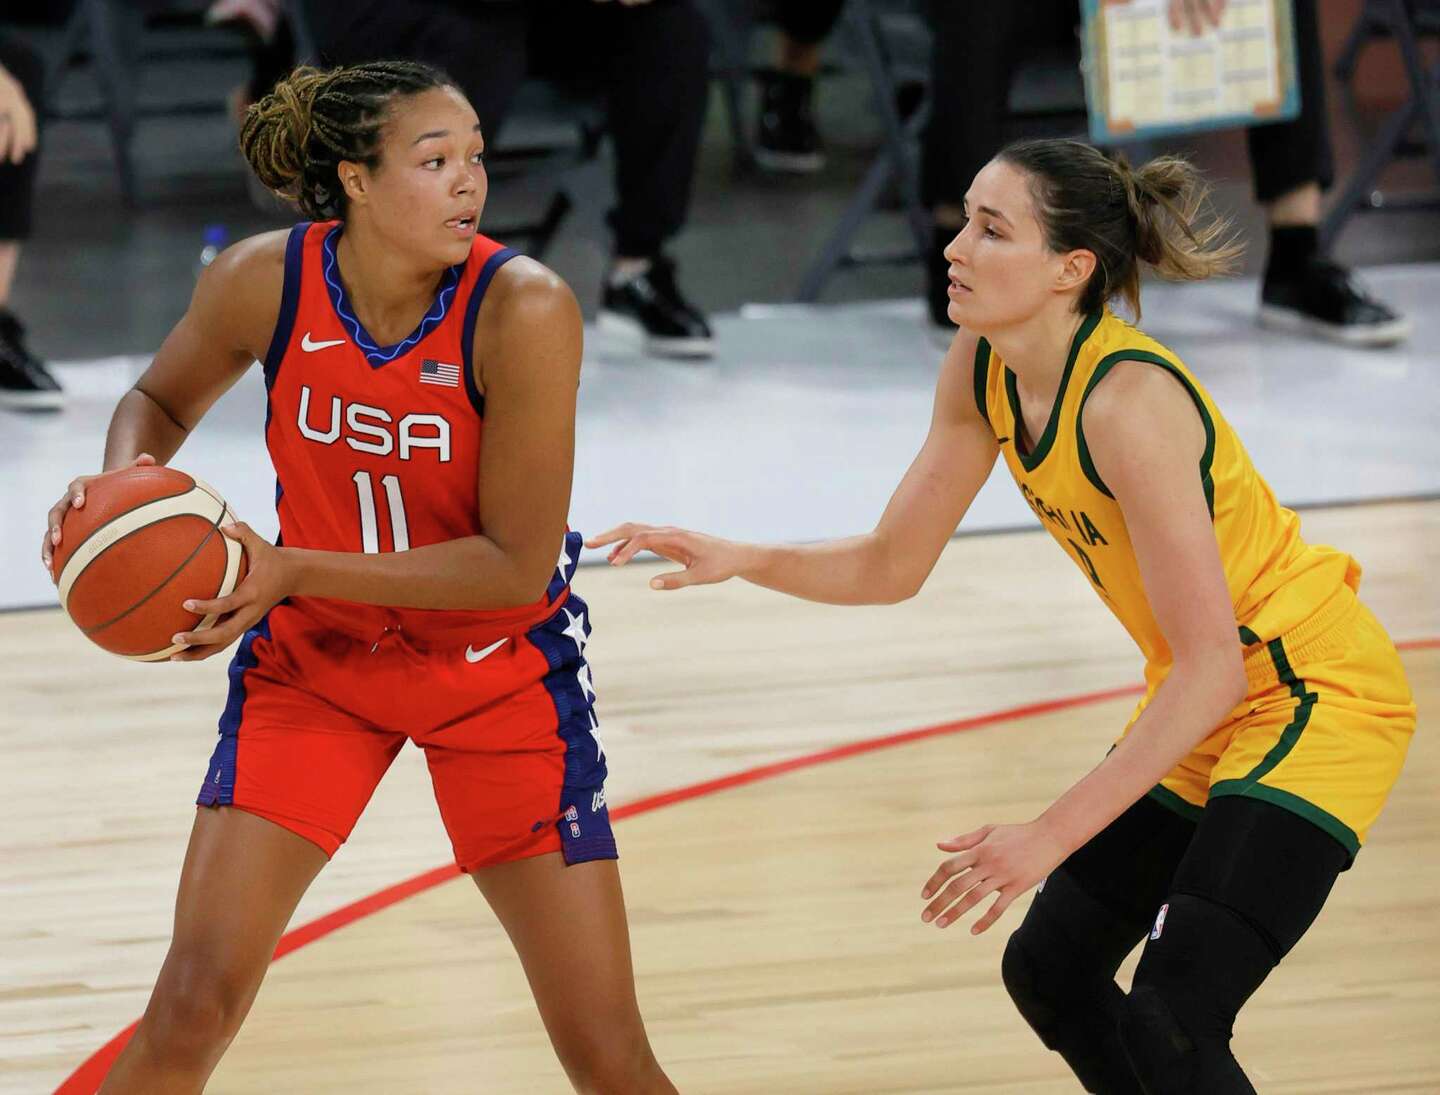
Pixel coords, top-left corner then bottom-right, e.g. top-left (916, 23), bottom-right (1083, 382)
top-left (464, 638), bottom-right (508, 664)
top-left (301, 332), bottom-right (346, 352)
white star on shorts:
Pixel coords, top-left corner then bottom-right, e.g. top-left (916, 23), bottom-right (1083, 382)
top-left (588, 710), bottom-right (605, 761)
top-left (555, 538), bottom-right (574, 585)
top-left (560, 606), bottom-right (588, 656)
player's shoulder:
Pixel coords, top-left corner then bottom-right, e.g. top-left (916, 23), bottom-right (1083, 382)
top-left (473, 255), bottom-right (581, 370)
top-left (484, 254), bottom-right (579, 323)
top-left (193, 229), bottom-right (292, 316)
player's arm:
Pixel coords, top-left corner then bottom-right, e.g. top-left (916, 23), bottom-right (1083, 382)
top-left (590, 329), bottom-right (1001, 605)
top-left (1036, 365), bottom-right (1246, 843)
top-left (42, 233), bottom-right (284, 572)
top-left (919, 362), bottom-right (1246, 935)
top-left (180, 258), bottom-right (581, 654)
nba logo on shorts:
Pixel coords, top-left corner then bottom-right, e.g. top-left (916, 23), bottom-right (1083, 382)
top-left (569, 822), bottom-right (581, 838)
top-left (565, 806), bottom-right (579, 822)
top-left (1151, 903), bottom-right (1169, 941)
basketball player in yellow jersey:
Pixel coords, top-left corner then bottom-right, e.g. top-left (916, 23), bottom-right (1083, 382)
top-left (591, 138), bottom-right (1417, 1093)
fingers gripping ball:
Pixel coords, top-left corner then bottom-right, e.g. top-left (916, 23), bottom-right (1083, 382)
top-left (50, 466), bottom-right (248, 660)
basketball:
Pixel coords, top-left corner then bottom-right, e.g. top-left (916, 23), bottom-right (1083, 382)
top-left (50, 466), bottom-right (248, 661)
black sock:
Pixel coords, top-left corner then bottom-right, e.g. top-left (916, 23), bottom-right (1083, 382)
top-left (1264, 225), bottom-right (1320, 285)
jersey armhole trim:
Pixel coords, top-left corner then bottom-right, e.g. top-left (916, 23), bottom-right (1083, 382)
top-left (461, 247), bottom-right (521, 417)
top-left (1075, 349), bottom-right (1218, 519)
top-left (261, 222), bottom-right (310, 391)
top-left (972, 337), bottom-right (992, 428)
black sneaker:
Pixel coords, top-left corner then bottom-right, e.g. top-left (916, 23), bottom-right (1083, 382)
top-left (0, 309), bottom-right (63, 411)
top-left (599, 256), bottom-right (714, 359)
top-left (755, 70), bottom-right (824, 175)
top-left (1259, 260), bottom-right (1411, 347)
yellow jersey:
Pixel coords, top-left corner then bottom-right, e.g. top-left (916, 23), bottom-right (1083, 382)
top-left (974, 308), bottom-right (1360, 691)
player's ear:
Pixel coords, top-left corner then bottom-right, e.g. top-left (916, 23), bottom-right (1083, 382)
top-left (1054, 248), bottom-right (1096, 294)
top-left (338, 161), bottom-right (369, 207)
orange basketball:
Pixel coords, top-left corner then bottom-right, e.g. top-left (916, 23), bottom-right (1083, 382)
top-left (50, 466), bottom-right (249, 661)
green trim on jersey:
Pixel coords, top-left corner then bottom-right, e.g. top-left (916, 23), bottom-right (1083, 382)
top-left (1004, 310), bottom-right (1102, 471)
top-left (1074, 349), bottom-right (1219, 518)
top-left (973, 337), bottom-right (992, 428)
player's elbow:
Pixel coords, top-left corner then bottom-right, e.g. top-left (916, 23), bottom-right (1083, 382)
top-left (862, 533), bottom-right (929, 604)
top-left (510, 554), bottom-right (558, 607)
top-left (1177, 641), bottom-right (1248, 714)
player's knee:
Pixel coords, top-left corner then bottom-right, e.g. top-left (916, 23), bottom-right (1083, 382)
top-left (1116, 981), bottom-right (1195, 1089)
top-left (1001, 926), bottom-right (1066, 1047)
top-left (144, 951), bottom-right (255, 1064)
top-left (1118, 893), bottom-right (1274, 1093)
top-left (556, 1025), bottom-right (659, 1095)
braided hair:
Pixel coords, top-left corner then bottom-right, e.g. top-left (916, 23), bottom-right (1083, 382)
top-left (241, 61), bottom-right (456, 220)
top-left (996, 139), bottom-right (1244, 320)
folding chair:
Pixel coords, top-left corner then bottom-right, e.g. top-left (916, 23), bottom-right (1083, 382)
top-left (794, 0), bottom-right (930, 302)
top-left (793, 0), bottom-right (1088, 303)
top-left (44, 0), bottom-right (251, 205)
top-left (1320, 0), bottom-right (1440, 248)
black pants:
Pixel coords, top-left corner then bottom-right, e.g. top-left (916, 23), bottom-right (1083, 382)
top-left (306, 0), bottom-right (710, 258)
top-left (922, 0), bottom-right (1332, 208)
top-left (1009, 791), bottom-right (1348, 1092)
top-left (0, 32), bottom-right (43, 242)
top-left (774, 0), bottom-right (844, 47)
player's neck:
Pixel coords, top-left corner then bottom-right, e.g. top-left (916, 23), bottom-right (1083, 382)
top-left (333, 224), bottom-right (447, 345)
top-left (983, 302), bottom-right (1089, 406)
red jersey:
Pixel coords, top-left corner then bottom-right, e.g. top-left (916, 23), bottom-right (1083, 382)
top-left (258, 221), bottom-right (578, 643)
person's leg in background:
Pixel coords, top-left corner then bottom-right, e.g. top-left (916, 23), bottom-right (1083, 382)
top-left (554, 0), bottom-right (715, 359)
top-left (921, 3), bottom-right (1033, 328)
top-left (0, 32), bottom-right (60, 411)
top-left (1247, 0), bottom-right (1409, 346)
top-left (306, 0), bottom-right (530, 146)
top-left (754, 0), bottom-right (845, 174)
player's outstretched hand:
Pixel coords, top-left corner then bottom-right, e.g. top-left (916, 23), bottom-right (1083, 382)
top-left (586, 523), bottom-right (749, 591)
top-left (169, 522), bottom-right (291, 661)
top-left (919, 820), bottom-right (1068, 935)
top-left (42, 453), bottom-right (157, 575)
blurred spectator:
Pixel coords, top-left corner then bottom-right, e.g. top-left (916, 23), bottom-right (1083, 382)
top-left (921, 0), bottom-right (1409, 346)
top-left (754, 1), bottom-right (844, 174)
top-left (206, 0), bottom-right (297, 124)
top-left (308, 0), bottom-right (715, 360)
top-left (0, 32), bottom-right (60, 411)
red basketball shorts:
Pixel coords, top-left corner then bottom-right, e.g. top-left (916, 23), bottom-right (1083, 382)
top-left (195, 591), bottom-right (616, 871)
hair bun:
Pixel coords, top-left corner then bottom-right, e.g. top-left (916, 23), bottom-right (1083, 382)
top-left (240, 66), bottom-right (332, 202)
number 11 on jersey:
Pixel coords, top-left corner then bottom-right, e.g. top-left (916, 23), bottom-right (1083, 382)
top-left (353, 470), bottom-right (410, 553)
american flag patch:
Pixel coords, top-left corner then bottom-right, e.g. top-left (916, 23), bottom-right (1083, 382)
top-left (420, 359), bottom-right (461, 388)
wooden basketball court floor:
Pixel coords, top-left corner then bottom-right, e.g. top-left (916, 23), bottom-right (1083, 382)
top-left (2, 500), bottom-right (1436, 1093)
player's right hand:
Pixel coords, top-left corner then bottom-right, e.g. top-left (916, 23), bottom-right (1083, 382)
top-left (586, 523), bottom-right (747, 591)
top-left (42, 453), bottom-right (157, 575)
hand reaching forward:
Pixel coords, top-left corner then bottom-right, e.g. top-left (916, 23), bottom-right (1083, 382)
top-left (919, 820), bottom-right (1069, 935)
top-left (585, 523), bottom-right (751, 591)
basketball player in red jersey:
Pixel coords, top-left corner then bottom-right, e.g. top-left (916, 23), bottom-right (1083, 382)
top-left (41, 62), bottom-right (674, 1093)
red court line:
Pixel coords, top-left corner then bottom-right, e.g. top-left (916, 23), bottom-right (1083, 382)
top-left (53, 638), bottom-right (1436, 1093)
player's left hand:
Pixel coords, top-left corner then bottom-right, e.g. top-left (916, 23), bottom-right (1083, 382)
top-left (169, 522), bottom-right (291, 661)
top-left (919, 820), bottom-right (1068, 935)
